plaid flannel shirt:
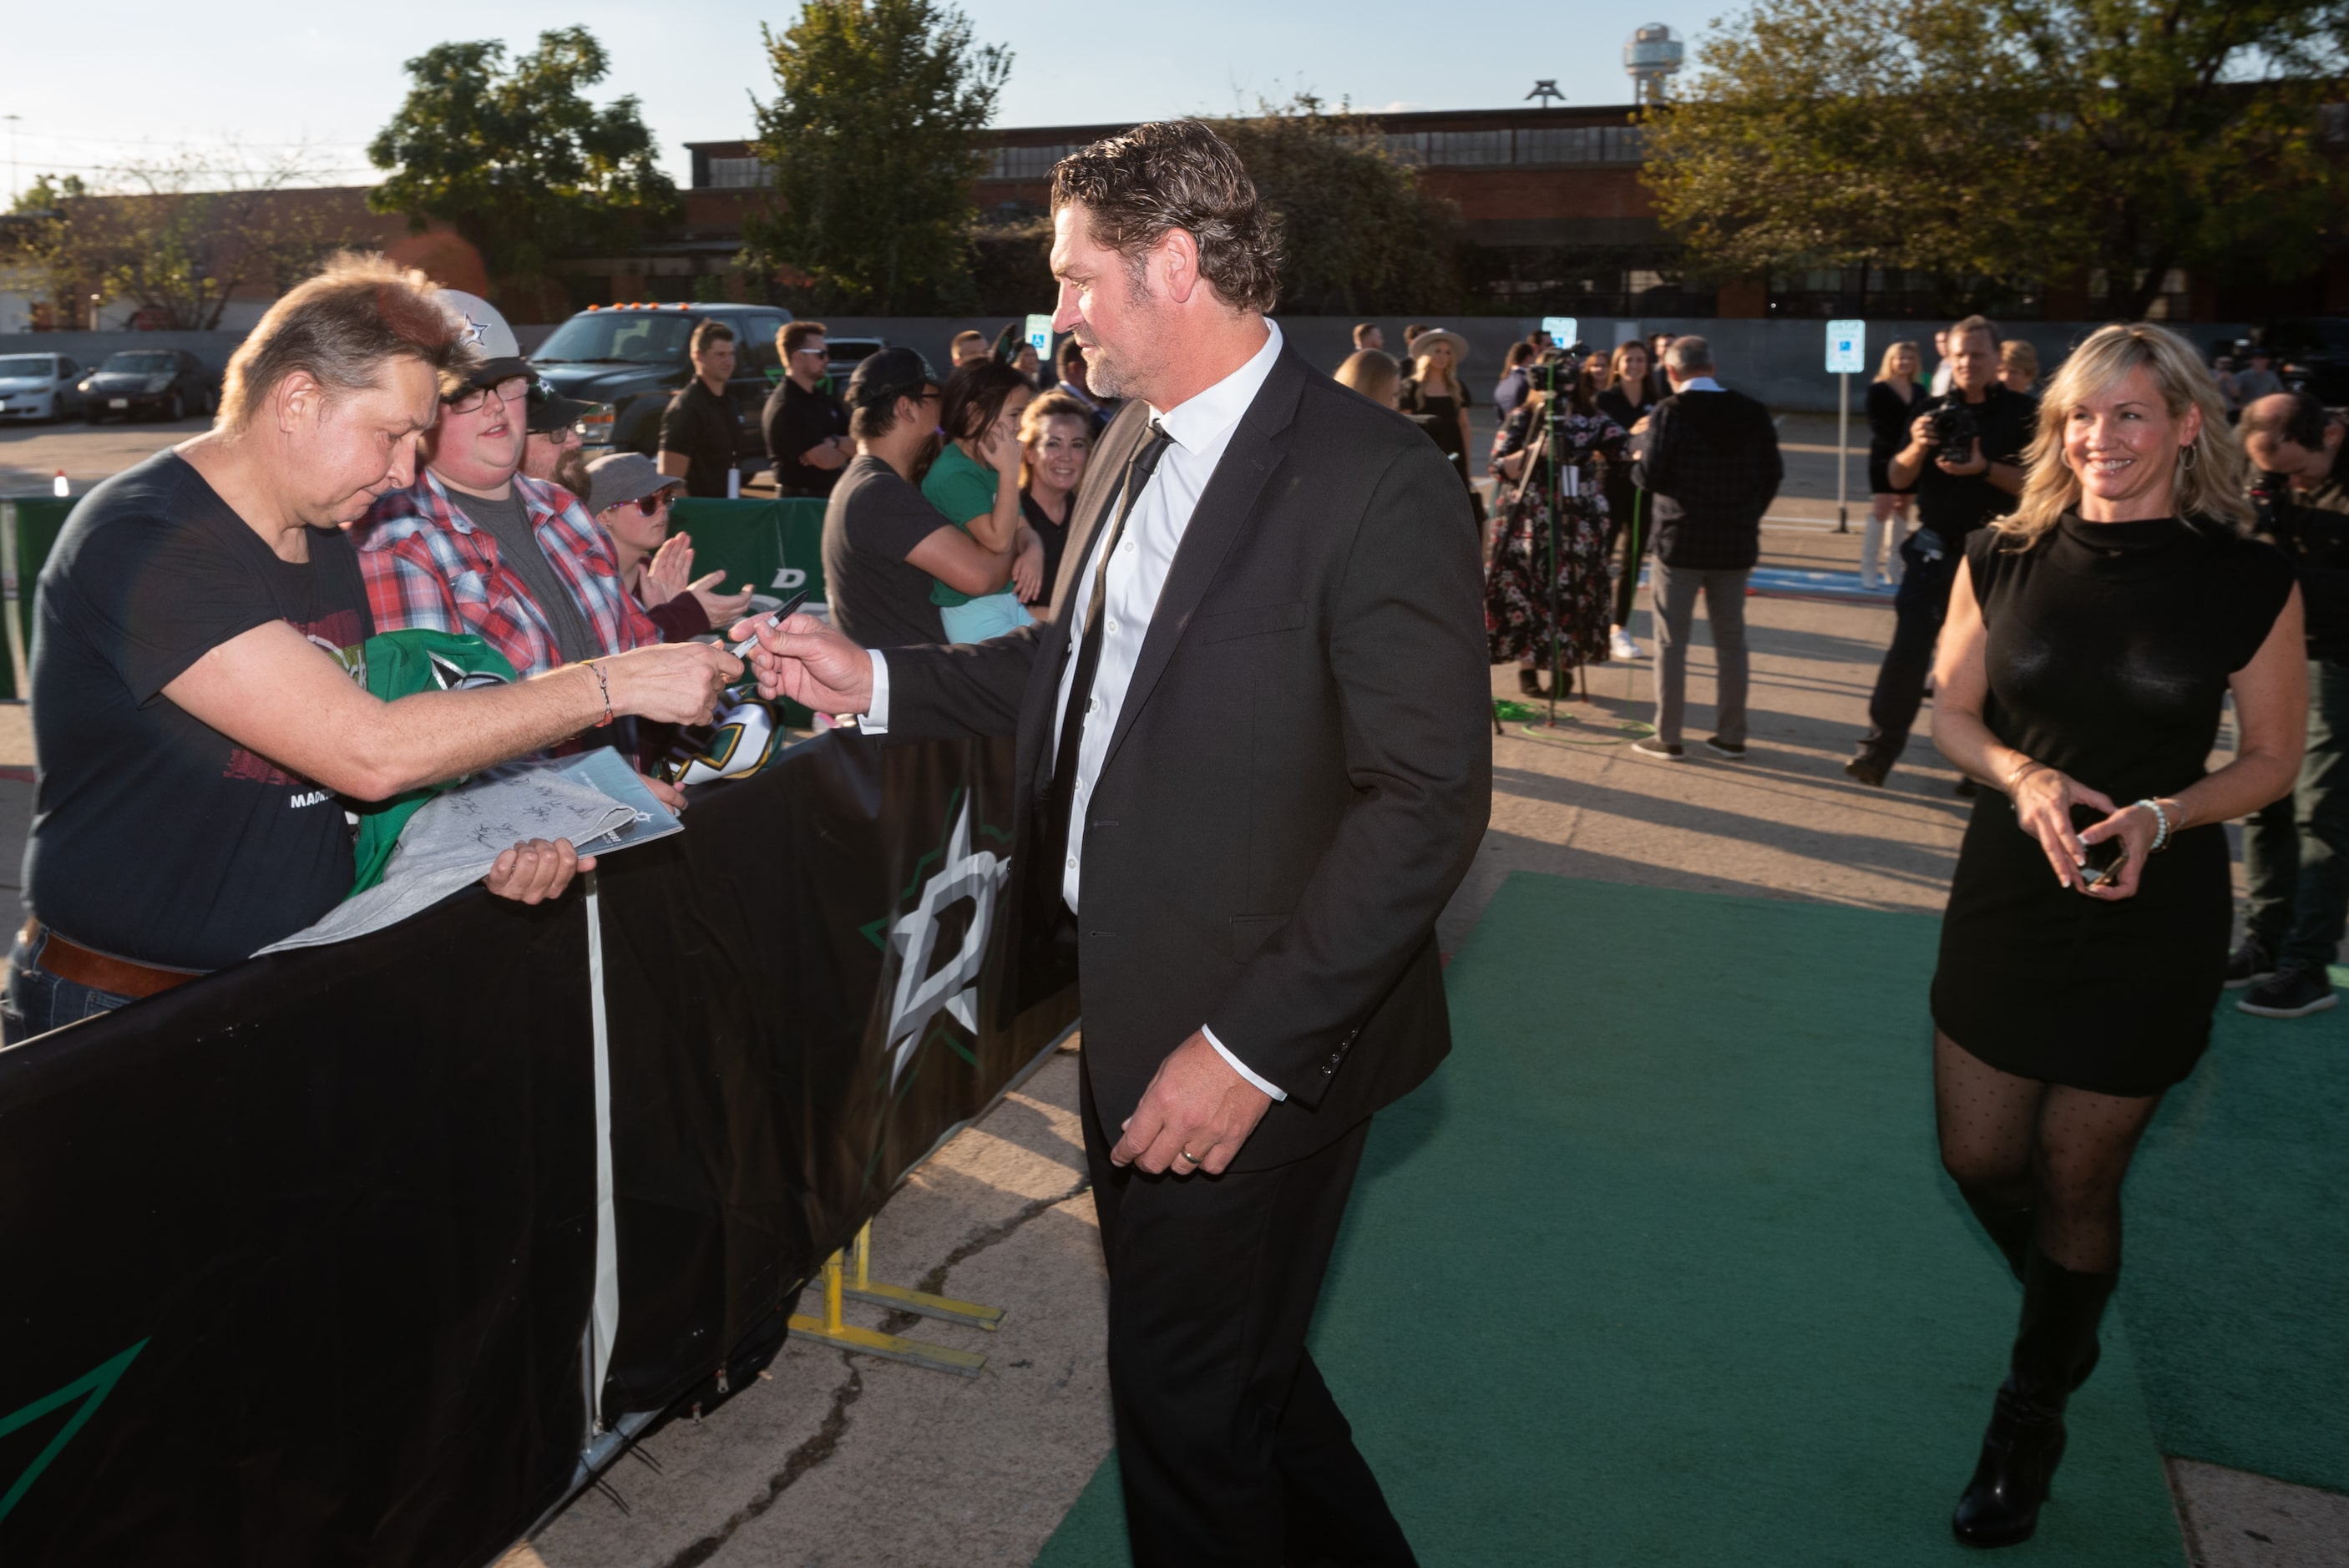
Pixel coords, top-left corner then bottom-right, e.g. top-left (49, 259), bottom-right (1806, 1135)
top-left (354, 469), bottom-right (658, 677)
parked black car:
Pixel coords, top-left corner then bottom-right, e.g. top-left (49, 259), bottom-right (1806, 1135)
top-left (529, 303), bottom-right (792, 472)
top-left (81, 349), bottom-right (217, 423)
top-left (822, 336), bottom-right (888, 391)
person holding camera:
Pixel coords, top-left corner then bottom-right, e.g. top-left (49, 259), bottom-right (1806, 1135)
top-left (2231, 391), bottom-right (2349, 1017)
top-left (1845, 316), bottom-right (2035, 789)
top-left (1926, 323), bottom-right (2301, 1548)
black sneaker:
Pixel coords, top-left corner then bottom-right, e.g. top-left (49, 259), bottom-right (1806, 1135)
top-left (2224, 935), bottom-right (2277, 990)
top-left (1844, 753), bottom-right (1890, 788)
top-left (2239, 967), bottom-right (2337, 1019)
top-left (1632, 736), bottom-right (1686, 761)
top-left (1703, 736), bottom-right (1747, 760)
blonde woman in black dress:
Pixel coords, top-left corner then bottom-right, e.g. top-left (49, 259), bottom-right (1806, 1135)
top-left (1928, 322), bottom-right (2304, 1547)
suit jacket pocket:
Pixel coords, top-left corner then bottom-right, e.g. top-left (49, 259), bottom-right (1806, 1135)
top-left (1199, 600), bottom-right (1308, 644)
top-left (1231, 913), bottom-right (1290, 962)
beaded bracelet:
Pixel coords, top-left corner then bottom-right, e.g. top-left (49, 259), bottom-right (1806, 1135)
top-left (2134, 797), bottom-right (2173, 853)
top-left (584, 659), bottom-right (613, 727)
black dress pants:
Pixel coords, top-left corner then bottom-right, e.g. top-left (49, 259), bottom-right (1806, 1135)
top-left (1860, 536), bottom-right (1958, 765)
top-left (1078, 1051), bottom-right (1417, 1568)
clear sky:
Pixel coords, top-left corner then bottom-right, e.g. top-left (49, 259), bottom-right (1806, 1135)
top-left (1, 0), bottom-right (1685, 205)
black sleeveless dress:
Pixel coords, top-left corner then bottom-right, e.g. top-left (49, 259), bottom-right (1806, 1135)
top-left (1932, 516), bottom-right (2294, 1095)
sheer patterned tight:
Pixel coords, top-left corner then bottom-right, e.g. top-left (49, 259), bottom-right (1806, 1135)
top-left (1933, 1031), bottom-right (2164, 1275)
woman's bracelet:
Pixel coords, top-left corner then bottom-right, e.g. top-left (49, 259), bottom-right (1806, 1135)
top-left (2134, 797), bottom-right (2174, 853)
top-left (583, 659), bottom-right (613, 728)
top-left (2003, 759), bottom-right (2043, 798)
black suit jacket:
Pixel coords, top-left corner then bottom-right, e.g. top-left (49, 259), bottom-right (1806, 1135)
top-left (879, 338), bottom-right (1491, 1170)
top-left (1632, 387), bottom-right (1784, 571)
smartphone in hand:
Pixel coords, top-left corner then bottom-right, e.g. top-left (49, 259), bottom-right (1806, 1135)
top-left (2070, 802), bottom-right (2125, 888)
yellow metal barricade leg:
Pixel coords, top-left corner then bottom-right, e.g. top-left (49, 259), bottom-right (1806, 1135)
top-left (786, 1242), bottom-right (989, 1378)
top-left (839, 1222), bottom-right (1006, 1331)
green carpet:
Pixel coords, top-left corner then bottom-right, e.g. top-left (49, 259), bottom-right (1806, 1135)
top-left (1034, 871), bottom-right (2346, 1565)
top-left (2124, 961), bottom-right (2349, 1492)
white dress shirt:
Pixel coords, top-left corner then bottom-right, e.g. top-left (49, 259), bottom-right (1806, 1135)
top-left (863, 320), bottom-right (1289, 1100)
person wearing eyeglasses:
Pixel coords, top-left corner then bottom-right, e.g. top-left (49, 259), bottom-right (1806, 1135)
top-left (355, 291), bottom-right (666, 688)
top-left (762, 321), bottom-right (851, 498)
top-left (519, 376), bottom-right (595, 498)
top-left (582, 451), bottom-right (753, 641)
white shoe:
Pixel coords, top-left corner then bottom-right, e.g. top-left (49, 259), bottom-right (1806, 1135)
top-left (1609, 627), bottom-right (1641, 660)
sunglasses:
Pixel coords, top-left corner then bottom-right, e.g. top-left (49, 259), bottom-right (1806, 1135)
top-left (623, 489), bottom-right (678, 517)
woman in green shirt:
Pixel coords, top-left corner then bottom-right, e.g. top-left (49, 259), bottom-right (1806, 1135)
top-left (920, 360), bottom-right (1045, 641)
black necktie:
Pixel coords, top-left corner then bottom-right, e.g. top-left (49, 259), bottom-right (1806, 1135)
top-left (1040, 420), bottom-right (1173, 882)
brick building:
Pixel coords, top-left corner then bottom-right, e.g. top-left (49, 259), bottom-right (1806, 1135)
top-left (611, 104), bottom-right (1722, 317)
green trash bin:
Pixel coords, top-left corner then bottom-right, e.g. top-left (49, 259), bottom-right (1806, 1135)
top-left (0, 497), bottom-right (78, 701)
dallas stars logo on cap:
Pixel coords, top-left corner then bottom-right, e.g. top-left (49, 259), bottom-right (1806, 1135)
top-left (458, 316), bottom-right (489, 348)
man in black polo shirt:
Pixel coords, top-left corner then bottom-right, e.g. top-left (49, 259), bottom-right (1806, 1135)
top-left (1846, 315), bottom-right (2033, 788)
top-left (762, 320), bottom-right (851, 498)
top-left (657, 319), bottom-right (740, 498)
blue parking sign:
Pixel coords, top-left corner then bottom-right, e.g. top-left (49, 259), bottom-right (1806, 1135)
top-left (1825, 320), bottom-right (1866, 374)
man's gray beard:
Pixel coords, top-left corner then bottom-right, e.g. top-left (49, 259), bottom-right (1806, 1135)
top-left (1086, 347), bottom-right (1136, 401)
top-left (553, 448), bottom-right (592, 498)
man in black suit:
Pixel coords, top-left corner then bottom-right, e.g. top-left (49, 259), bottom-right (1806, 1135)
top-left (738, 120), bottom-right (1489, 1565)
top-left (1628, 335), bottom-right (1783, 761)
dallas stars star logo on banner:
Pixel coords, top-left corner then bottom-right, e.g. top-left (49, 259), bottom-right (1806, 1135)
top-left (873, 792), bottom-right (1010, 1090)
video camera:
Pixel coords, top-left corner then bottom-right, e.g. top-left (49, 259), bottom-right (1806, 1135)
top-left (1926, 398), bottom-right (1980, 469)
top-left (1528, 341), bottom-right (1593, 397)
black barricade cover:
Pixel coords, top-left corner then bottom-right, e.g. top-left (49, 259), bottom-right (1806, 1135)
top-left (0, 731), bottom-right (1072, 1565)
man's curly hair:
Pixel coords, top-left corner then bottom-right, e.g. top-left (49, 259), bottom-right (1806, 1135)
top-left (1050, 119), bottom-right (1283, 314)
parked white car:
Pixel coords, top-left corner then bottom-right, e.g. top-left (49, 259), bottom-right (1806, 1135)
top-left (0, 353), bottom-right (88, 422)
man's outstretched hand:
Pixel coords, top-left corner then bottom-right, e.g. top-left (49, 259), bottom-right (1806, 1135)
top-left (1111, 1030), bottom-right (1275, 1176)
top-left (732, 611), bottom-right (875, 716)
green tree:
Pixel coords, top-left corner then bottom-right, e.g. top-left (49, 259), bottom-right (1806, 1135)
top-left (743, 0), bottom-right (1010, 313)
top-left (367, 26), bottom-right (679, 307)
top-left (24, 154), bottom-right (357, 329)
top-left (1218, 95), bottom-right (1460, 315)
top-left (11, 173), bottom-right (86, 215)
top-left (1644, 0), bottom-right (2349, 319)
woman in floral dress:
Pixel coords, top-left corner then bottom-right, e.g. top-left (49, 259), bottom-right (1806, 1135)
top-left (1486, 360), bottom-right (1626, 696)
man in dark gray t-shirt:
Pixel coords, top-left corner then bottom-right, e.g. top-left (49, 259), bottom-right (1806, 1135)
top-left (824, 454), bottom-right (952, 649)
top-left (819, 346), bottom-right (970, 650)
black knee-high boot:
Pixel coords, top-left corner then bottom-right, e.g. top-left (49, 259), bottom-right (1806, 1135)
top-left (1958, 1187), bottom-right (2033, 1283)
top-left (1952, 1250), bottom-right (2118, 1549)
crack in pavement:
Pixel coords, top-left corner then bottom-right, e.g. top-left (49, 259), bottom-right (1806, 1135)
top-left (654, 1358), bottom-right (865, 1568)
top-left (878, 1175), bottom-right (1093, 1336)
top-left (639, 1177), bottom-right (1091, 1567)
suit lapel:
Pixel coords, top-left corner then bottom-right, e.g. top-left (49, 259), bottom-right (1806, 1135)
top-left (1098, 345), bottom-right (1307, 776)
top-left (1017, 404), bottom-right (1152, 769)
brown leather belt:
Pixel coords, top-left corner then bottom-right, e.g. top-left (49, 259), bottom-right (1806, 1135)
top-left (23, 918), bottom-right (200, 999)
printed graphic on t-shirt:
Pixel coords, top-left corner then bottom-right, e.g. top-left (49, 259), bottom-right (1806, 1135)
top-left (220, 608), bottom-right (367, 793)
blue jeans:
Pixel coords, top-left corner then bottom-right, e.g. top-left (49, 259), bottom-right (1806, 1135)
top-left (2243, 657), bottom-right (2349, 972)
top-left (1, 926), bottom-right (135, 1046)
top-left (939, 592), bottom-right (1035, 643)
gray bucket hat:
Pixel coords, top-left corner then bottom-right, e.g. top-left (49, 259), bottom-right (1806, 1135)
top-left (584, 451), bottom-right (682, 518)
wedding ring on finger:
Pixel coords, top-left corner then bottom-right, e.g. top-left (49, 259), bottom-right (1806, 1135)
top-left (1177, 1147), bottom-right (1200, 1166)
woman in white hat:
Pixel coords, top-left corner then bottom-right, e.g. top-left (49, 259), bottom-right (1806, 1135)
top-left (1399, 328), bottom-right (1476, 493)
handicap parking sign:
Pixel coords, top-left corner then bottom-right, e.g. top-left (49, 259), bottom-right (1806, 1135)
top-left (1825, 320), bottom-right (1866, 374)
